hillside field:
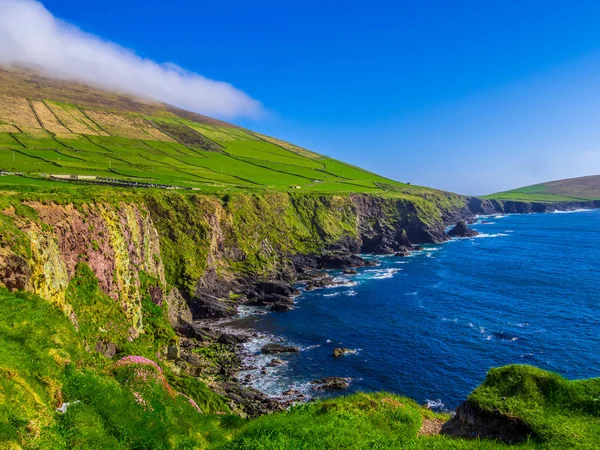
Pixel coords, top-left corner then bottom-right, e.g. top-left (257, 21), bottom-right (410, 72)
top-left (486, 175), bottom-right (600, 203)
top-left (0, 67), bottom-right (424, 195)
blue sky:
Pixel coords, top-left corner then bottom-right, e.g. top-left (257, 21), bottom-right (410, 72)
top-left (27, 1), bottom-right (600, 194)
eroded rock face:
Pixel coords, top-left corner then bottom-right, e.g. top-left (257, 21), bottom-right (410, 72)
top-left (441, 401), bottom-right (533, 444)
top-left (12, 202), bottom-right (166, 331)
top-left (448, 220), bottom-right (479, 238)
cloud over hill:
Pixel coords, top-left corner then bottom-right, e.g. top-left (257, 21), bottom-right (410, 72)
top-left (0, 0), bottom-right (262, 118)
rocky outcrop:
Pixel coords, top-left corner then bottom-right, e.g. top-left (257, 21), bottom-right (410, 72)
top-left (448, 220), bottom-right (479, 238)
top-left (311, 377), bottom-right (351, 390)
top-left (333, 348), bottom-right (352, 357)
top-left (261, 344), bottom-right (300, 354)
top-left (441, 401), bottom-right (534, 444)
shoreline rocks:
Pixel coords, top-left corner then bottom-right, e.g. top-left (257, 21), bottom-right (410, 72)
top-left (261, 343), bottom-right (300, 354)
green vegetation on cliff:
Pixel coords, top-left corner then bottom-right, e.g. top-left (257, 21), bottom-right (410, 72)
top-left (486, 175), bottom-right (600, 203)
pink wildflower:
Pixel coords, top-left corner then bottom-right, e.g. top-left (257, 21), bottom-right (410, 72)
top-left (178, 393), bottom-right (202, 413)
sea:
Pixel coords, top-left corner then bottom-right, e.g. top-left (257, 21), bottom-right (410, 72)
top-left (232, 209), bottom-right (600, 411)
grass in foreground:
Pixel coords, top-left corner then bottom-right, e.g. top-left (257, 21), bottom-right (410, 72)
top-left (2, 287), bottom-right (600, 449)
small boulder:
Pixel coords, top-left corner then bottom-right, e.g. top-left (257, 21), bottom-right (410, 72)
top-left (283, 389), bottom-right (301, 396)
top-left (343, 269), bottom-right (358, 275)
top-left (261, 343), bottom-right (300, 354)
top-left (167, 344), bottom-right (180, 360)
top-left (218, 333), bottom-right (241, 346)
top-left (269, 302), bottom-right (294, 312)
top-left (94, 341), bottom-right (117, 359)
top-left (311, 377), bottom-right (351, 390)
top-left (333, 348), bottom-right (351, 357)
top-left (267, 358), bottom-right (286, 367)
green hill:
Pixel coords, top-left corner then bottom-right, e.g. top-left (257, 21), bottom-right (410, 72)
top-left (0, 66), bottom-right (419, 195)
top-left (486, 175), bottom-right (600, 203)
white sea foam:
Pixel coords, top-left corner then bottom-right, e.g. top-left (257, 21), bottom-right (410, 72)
top-left (405, 291), bottom-right (418, 296)
top-left (552, 209), bottom-right (592, 214)
top-left (473, 232), bottom-right (509, 239)
top-left (236, 305), bottom-right (267, 318)
top-left (323, 292), bottom-right (341, 298)
top-left (345, 289), bottom-right (358, 296)
top-left (425, 399), bottom-right (447, 412)
top-left (330, 277), bottom-right (358, 288)
top-left (442, 317), bottom-right (459, 323)
top-left (362, 268), bottom-right (401, 279)
top-left (302, 344), bottom-right (321, 351)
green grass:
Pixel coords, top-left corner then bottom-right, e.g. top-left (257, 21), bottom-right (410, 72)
top-left (0, 97), bottom-right (431, 196)
top-left (469, 365), bottom-right (600, 449)
top-left (2, 287), bottom-right (600, 449)
top-left (486, 176), bottom-right (600, 203)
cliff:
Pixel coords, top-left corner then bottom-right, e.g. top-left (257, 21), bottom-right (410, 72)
top-left (0, 188), bottom-right (474, 330)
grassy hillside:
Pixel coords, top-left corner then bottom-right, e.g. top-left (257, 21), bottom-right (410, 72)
top-left (486, 175), bottom-right (600, 203)
top-left (5, 288), bottom-right (600, 449)
top-left (0, 66), bottom-right (425, 195)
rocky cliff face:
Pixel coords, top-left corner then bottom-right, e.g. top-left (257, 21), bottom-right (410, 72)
top-left (0, 190), bottom-right (476, 333)
top-left (1, 202), bottom-right (165, 335)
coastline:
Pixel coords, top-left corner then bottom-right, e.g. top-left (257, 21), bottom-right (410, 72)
top-left (200, 206), bottom-right (599, 416)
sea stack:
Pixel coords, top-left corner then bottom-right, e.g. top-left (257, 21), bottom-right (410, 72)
top-left (448, 220), bottom-right (480, 238)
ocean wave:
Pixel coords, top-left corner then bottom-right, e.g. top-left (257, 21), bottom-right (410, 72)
top-left (425, 399), bottom-right (448, 412)
top-left (552, 208), bottom-right (593, 214)
top-left (236, 305), bottom-right (267, 319)
top-left (330, 277), bottom-right (358, 288)
top-left (323, 292), bottom-right (341, 298)
top-left (345, 289), bottom-right (358, 296)
top-left (441, 317), bottom-right (460, 325)
top-left (405, 291), bottom-right (418, 296)
top-left (301, 344), bottom-right (321, 351)
top-left (473, 232), bottom-right (509, 239)
top-left (360, 268), bottom-right (401, 280)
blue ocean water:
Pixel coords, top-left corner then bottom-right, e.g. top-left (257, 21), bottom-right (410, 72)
top-left (236, 210), bottom-right (600, 410)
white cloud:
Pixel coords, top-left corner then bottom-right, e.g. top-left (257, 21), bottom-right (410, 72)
top-left (0, 0), bottom-right (262, 118)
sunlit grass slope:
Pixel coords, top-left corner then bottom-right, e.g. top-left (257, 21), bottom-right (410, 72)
top-left (486, 175), bottom-right (600, 203)
top-left (0, 67), bottom-right (421, 194)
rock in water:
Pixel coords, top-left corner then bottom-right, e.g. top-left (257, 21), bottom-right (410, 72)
top-left (261, 343), bottom-right (300, 354)
top-left (333, 348), bottom-right (351, 357)
top-left (311, 377), bottom-right (351, 390)
top-left (448, 220), bottom-right (479, 238)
